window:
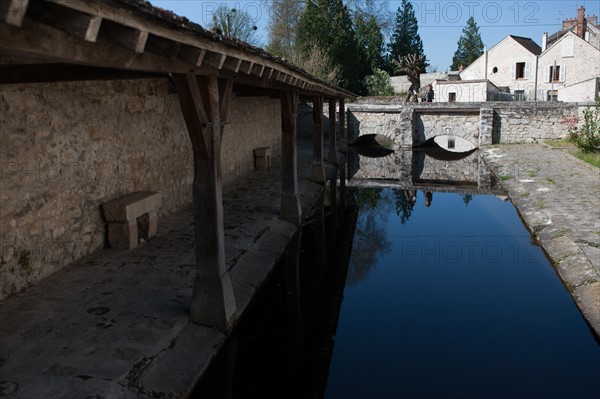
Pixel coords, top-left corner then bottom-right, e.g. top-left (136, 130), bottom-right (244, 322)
top-left (492, 66), bottom-right (498, 74)
top-left (547, 90), bottom-right (558, 101)
top-left (513, 62), bottom-right (531, 80)
top-left (514, 90), bottom-right (525, 101)
top-left (449, 92), bottom-right (456, 102)
top-left (516, 62), bottom-right (526, 79)
top-left (545, 65), bottom-right (564, 83)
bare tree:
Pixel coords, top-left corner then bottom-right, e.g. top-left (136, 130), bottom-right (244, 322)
top-left (394, 53), bottom-right (425, 103)
top-left (266, 0), bottom-right (304, 59)
top-left (212, 5), bottom-right (258, 45)
top-left (292, 42), bottom-right (341, 86)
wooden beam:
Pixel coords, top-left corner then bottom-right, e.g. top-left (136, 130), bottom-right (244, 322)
top-left (328, 98), bottom-right (338, 165)
top-left (339, 98), bottom-right (347, 205)
top-left (244, 61), bottom-right (254, 74)
top-left (0, 63), bottom-right (164, 84)
top-left (173, 73), bottom-right (210, 159)
top-left (100, 20), bottom-right (148, 53)
top-left (41, 0), bottom-right (355, 99)
top-left (173, 72), bottom-right (236, 331)
top-left (311, 95), bottom-right (326, 183)
top-left (179, 46), bottom-right (206, 66)
top-left (280, 90), bottom-right (301, 224)
top-left (0, 0), bottom-right (29, 27)
top-left (145, 34), bottom-right (181, 60)
top-left (26, 0), bottom-right (102, 42)
top-left (0, 21), bottom-right (212, 75)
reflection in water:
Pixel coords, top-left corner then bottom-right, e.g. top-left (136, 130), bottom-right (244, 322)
top-left (347, 188), bottom-right (392, 286)
top-left (349, 147), bottom-right (500, 194)
top-left (393, 189), bottom-right (416, 224)
top-left (326, 188), bottom-right (600, 398)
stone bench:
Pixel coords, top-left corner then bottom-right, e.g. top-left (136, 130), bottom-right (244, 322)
top-left (102, 191), bottom-right (161, 250)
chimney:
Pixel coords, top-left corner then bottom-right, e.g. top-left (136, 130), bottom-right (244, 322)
top-left (459, 64), bottom-right (464, 73)
top-left (577, 6), bottom-right (586, 39)
top-left (542, 32), bottom-right (548, 51)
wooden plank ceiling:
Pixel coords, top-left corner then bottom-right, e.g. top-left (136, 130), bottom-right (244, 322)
top-left (0, 0), bottom-right (355, 99)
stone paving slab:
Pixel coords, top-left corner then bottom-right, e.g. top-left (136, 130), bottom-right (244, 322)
top-left (0, 139), bottom-right (339, 398)
top-left (483, 144), bottom-right (600, 335)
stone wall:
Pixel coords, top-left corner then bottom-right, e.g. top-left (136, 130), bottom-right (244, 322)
top-left (491, 103), bottom-right (577, 143)
top-left (347, 102), bottom-right (578, 147)
top-left (0, 79), bottom-right (281, 299)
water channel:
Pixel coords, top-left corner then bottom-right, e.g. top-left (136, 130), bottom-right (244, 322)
top-left (194, 149), bottom-right (600, 398)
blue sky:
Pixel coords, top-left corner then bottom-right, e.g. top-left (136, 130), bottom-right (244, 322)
top-left (148, 0), bottom-right (599, 71)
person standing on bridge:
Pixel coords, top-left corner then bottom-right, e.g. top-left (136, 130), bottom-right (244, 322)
top-left (426, 84), bottom-right (434, 102)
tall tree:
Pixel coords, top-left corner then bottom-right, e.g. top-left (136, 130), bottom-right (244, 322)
top-left (266, 0), bottom-right (304, 59)
top-left (387, 0), bottom-right (428, 74)
top-left (354, 12), bottom-right (385, 71)
top-left (297, 0), bottom-right (369, 94)
top-left (450, 16), bottom-right (484, 71)
top-left (212, 5), bottom-right (258, 45)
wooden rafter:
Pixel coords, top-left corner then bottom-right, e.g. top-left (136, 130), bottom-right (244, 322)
top-left (0, 0), bottom-right (29, 27)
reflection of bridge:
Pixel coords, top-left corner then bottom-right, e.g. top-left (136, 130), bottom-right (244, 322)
top-left (348, 148), bottom-right (505, 196)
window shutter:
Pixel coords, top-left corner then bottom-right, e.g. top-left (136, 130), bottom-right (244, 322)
top-left (544, 66), bottom-right (550, 83)
top-left (559, 65), bottom-right (566, 82)
top-left (511, 63), bottom-right (516, 80)
top-left (525, 62), bottom-right (531, 79)
top-left (562, 38), bottom-right (574, 57)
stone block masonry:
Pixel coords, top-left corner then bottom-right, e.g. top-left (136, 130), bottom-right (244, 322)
top-left (346, 102), bottom-right (580, 147)
top-left (0, 79), bottom-right (281, 300)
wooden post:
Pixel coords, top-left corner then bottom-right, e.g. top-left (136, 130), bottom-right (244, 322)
top-left (284, 229), bottom-right (303, 382)
top-left (280, 90), bottom-right (302, 224)
top-left (311, 95), bottom-right (325, 183)
top-left (329, 170), bottom-right (338, 231)
top-left (338, 98), bottom-right (347, 205)
top-left (328, 97), bottom-right (338, 165)
top-left (174, 72), bottom-right (236, 332)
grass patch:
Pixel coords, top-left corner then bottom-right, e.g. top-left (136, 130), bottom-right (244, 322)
top-left (569, 150), bottom-right (600, 168)
top-left (545, 139), bottom-right (574, 148)
top-left (499, 174), bottom-right (513, 181)
top-left (536, 199), bottom-right (546, 209)
top-left (528, 170), bottom-right (538, 178)
top-left (545, 178), bottom-right (555, 185)
top-left (551, 228), bottom-right (571, 239)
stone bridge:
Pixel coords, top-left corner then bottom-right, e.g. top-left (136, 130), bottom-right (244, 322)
top-left (346, 102), bottom-right (580, 148)
top-left (347, 104), bottom-right (492, 148)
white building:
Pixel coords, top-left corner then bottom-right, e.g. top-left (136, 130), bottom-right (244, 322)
top-left (537, 7), bottom-right (600, 102)
top-left (430, 6), bottom-right (599, 103)
top-left (460, 35), bottom-right (541, 101)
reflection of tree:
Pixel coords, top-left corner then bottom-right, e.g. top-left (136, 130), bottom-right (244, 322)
top-left (463, 194), bottom-right (472, 207)
top-left (392, 189), bottom-right (416, 224)
top-left (346, 188), bottom-right (392, 286)
top-left (348, 187), bottom-right (382, 210)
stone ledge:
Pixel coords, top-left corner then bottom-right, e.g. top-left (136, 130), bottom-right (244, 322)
top-left (573, 282), bottom-right (600, 335)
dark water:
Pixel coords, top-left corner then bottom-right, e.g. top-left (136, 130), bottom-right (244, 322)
top-left (325, 188), bottom-right (600, 399)
top-left (195, 147), bottom-right (599, 398)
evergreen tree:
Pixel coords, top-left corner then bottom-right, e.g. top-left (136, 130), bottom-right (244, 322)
top-left (266, 0), bottom-right (304, 60)
top-left (355, 12), bottom-right (385, 71)
top-left (297, 0), bottom-right (369, 94)
top-left (387, 0), bottom-right (428, 74)
top-left (450, 16), bottom-right (484, 71)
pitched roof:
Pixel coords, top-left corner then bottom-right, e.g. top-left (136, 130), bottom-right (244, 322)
top-left (509, 35), bottom-right (542, 55)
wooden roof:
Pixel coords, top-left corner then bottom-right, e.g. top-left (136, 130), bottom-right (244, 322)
top-left (0, 0), bottom-right (355, 99)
